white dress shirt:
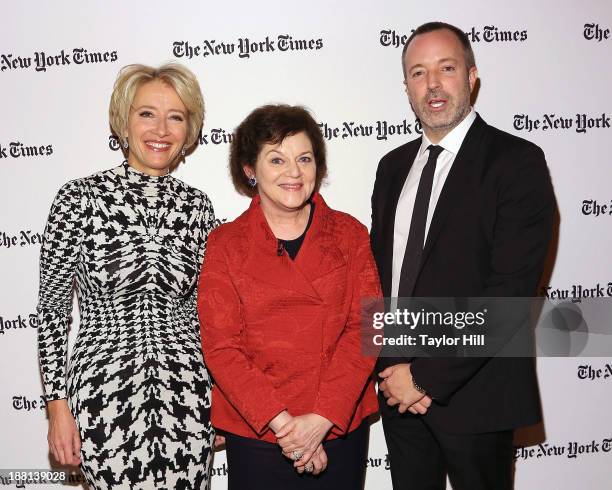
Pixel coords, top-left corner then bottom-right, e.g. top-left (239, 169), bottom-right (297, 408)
top-left (391, 109), bottom-right (477, 298)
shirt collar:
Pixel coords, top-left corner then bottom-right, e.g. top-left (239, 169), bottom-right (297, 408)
top-left (418, 108), bottom-right (477, 157)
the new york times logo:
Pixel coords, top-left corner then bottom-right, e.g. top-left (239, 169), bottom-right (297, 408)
top-left (109, 128), bottom-right (234, 150)
top-left (584, 23), bottom-right (610, 41)
top-left (173, 35), bottom-right (324, 60)
top-left (542, 282), bottom-right (612, 300)
top-left (582, 199), bottom-right (612, 217)
top-left (1, 48), bottom-right (118, 73)
top-left (111, 118), bottom-right (417, 150)
top-left (365, 454), bottom-right (391, 471)
top-left (0, 141), bottom-right (53, 159)
top-left (12, 395), bottom-right (46, 411)
top-left (577, 363), bottom-right (612, 380)
top-left (514, 113), bottom-right (611, 133)
top-left (380, 26), bottom-right (527, 48)
top-left (515, 438), bottom-right (612, 461)
top-left (0, 313), bottom-right (39, 334)
top-left (210, 463), bottom-right (228, 477)
top-left (319, 119), bottom-right (421, 141)
top-left (0, 230), bottom-right (43, 249)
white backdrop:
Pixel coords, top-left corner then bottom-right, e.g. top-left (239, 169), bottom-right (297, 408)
top-left (1, 1), bottom-right (611, 488)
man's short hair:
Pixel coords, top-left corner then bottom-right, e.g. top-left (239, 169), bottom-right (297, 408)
top-left (402, 22), bottom-right (476, 78)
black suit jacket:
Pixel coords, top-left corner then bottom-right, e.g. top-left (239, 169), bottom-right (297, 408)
top-left (371, 114), bottom-right (554, 434)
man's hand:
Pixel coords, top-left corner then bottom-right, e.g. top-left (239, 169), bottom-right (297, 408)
top-left (379, 364), bottom-right (431, 414)
top-left (398, 395), bottom-right (433, 414)
top-left (275, 413), bottom-right (333, 467)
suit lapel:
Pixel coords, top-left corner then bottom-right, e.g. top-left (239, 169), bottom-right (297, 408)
top-left (420, 116), bottom-right (488, 270)
top-left (380, 140), bottom-right (421, 297)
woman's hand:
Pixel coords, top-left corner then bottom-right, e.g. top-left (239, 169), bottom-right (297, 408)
top-left (275, 413), bottom-right (333, 467)
top-left (296, 444), bottom-right (328, 475)
top-left (268, 410), bottom-right (293, 434)
top-left (47, 399), bottom-right (81, 466)
top-left (214, 435), bottom-right (226, 448)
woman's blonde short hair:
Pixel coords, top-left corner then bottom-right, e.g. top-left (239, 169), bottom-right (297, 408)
top-left (109, 63), bottom-right (204, 148)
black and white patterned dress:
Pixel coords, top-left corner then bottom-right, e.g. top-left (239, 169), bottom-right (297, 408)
top-left (37, 163), bottom-right (216, 489)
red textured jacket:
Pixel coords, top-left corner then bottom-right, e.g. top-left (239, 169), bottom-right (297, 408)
top-left (198, 193), bottom-right (382, 442)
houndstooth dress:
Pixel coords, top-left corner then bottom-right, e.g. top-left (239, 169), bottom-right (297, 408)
top-left (37, 162), bottom-right (216, 489)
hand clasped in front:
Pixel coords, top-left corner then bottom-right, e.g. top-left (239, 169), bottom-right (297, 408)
top-left (275, 413), bottom-right (334, 475)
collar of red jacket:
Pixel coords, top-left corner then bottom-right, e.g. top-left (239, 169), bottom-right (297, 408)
top-left (239, 192), bottom-right (346, 298)
top-left (246, 191), bottom-right (330, 244)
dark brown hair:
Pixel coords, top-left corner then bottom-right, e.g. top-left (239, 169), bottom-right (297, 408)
top-left (401, 22), bottom-right (476, 78)
top-left (229, 104), bottom-right (327, 197)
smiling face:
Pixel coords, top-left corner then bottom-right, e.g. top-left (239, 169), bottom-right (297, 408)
top-left (125, 79), bottom-right (188, 176)
top-left (244, 131), bottom-right (316, 215)
top-left (403, 28), bottom-right (477, 143)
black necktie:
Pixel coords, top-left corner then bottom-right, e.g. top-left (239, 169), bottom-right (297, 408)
top-left (398, 144), bottom-right (443, 298)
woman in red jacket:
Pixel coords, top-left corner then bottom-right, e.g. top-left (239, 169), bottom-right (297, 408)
top-left (198, 104), bottom-right (382, 489)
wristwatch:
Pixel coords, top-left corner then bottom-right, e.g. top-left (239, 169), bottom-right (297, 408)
top-left (412, 377), bottom-right (427, 396)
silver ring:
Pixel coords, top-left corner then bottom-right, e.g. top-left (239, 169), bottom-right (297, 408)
top-left (292, 450), bottom-right (303, 462)
top-left (305, 463), bottom-right (314, 473)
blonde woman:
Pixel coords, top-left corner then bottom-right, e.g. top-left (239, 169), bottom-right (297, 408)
top-left (37, 63), bottom-right (216, 489)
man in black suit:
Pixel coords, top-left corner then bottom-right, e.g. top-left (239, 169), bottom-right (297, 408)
top-left (371, 22), bottom-right (554, 489)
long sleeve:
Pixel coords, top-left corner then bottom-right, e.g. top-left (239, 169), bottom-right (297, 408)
top-left (411, 145), bottom-right (554, 403)
top-left (181, 194), bottom-right (217, 336)
top-left (198, 230), bottom-right (286, 435)
top-left (313, 224), bottom-right (382, 434)
top-left (37, 179), bottom-right (87, 402)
